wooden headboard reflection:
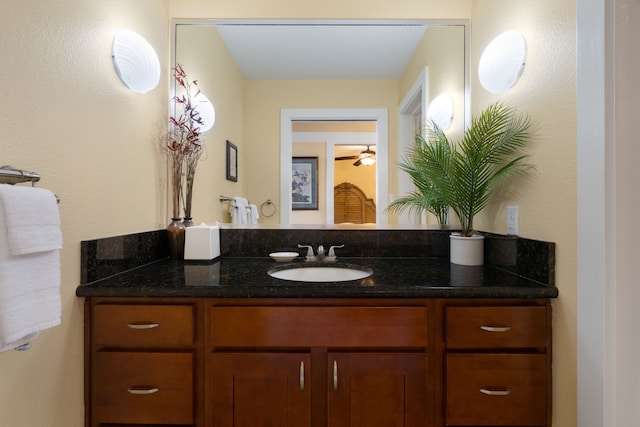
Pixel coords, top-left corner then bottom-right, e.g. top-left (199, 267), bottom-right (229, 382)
top-left (334, 182), bottom-right (376, 224)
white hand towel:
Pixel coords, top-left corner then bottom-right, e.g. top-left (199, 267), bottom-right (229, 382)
top-left (0, 191), bottom-right (61, 351)
top-left (232, 197), bottom-right (248, 208)
top-left (230, 197), bottom-right (248, 224)
top-left (248, 204), bottom-right (260, 224)
top-left (0, 184), bottom-right (62, 255)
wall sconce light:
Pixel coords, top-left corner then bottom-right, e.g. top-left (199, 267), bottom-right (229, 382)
top-left (194, 92), bottom-right (216, 132)
top-left (426, 93), bottom-right (453, 131)
top-left (478, 30), bottom-right (527, 94)
top-left (112, 29), bottom-right (161, 94)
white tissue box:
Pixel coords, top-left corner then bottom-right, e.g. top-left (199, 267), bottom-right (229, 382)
top-left (184, 224), bottom-right (220, 260)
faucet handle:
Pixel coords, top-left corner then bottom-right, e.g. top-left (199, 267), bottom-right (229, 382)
top-left (298, 244), bottom-right (315, 260)
top-left (327, 244), bottom-right (344, 258)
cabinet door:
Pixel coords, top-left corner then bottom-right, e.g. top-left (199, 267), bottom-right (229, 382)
top-left (327, 352), bottom-right (428, 427)
top-left (210, 352), bottom-right (311, 427)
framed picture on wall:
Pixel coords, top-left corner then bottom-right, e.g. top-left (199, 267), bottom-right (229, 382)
top-left (292, 157), bottom-right (318, 210)
top-left (226, 140), bottom-right (238, 182)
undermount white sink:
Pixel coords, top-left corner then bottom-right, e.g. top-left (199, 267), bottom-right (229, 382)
top-left (268, 265), bottom-right (372, 282)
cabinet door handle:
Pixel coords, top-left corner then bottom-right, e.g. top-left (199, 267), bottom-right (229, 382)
top-left (480, 325), bottom-right (512, 332)
top-left (299, 361), bottom-right (305, 392)
top-left (127, 386), bottom-right (159, 395)
top-left (127, 322), bottom-right (160, 330)
top-left (333, 360), bottom-right (338, 391)
top-left (480, 387), bottom-right (512, 396)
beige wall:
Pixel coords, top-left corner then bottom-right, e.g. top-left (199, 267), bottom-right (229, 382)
top-left (614, 1), bottom-right (640, 420)
top-left (0, 0), bottom-right (170, 425)
top-left (0, 1), bottom-right (579, 427)
top-left (175, 24), bottom-right (246, 223)
top-left (401, 25), bottom-right (467, 141)
top-left (168, 0), bottom-right (471, 21)
top-left (470, 1), bottom-right (577, 426)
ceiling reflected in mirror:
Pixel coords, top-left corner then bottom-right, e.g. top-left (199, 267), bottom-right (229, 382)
top-left (213, 21), bottom-right (431, 80)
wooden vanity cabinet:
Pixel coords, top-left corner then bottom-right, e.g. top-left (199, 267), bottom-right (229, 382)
top-left (439, 300), bottom-right (552, 427)
top-left (84, 297), bottom-right (551, 427)
top-left (85, 298), bottom-right (205, 427)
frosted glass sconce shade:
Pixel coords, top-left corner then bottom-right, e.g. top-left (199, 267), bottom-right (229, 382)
top-left (426, 94), bottom-right (453, 131)
top-left (112, 30), bottom-right (161, 94)
top-left (194, 92), bottom-right (216, 132)
top-left (478, 30), bottom-right (527, 94)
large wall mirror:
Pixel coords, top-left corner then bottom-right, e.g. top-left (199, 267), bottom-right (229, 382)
top-left (172, 19), bottom-right (469, 226)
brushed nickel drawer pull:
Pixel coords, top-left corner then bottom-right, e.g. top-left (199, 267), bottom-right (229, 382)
top-left (127, 386), bottom-right (159, 395)
top-left (480, 387), bottom-right (512, 396)
top-left (480, 325), bottom-right (512, 332)
top-left (299, 361), bottom-right (305, 392)
top-left (127, 322), bottom-right (160, 330)
top-left (333, 360), bottom-right (338, 391)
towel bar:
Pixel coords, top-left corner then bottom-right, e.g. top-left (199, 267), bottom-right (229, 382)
top-left (219, 195), bottom-right (252, 205)
top-left (0, 165), bottom-right (60, 203)
top-left (0, 165), bottom-right (40, 185)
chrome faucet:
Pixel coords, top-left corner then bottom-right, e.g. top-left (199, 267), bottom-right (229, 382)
top-left (298, 244), bottom-right (317, 261)
top-left (325, 244), bottom-right (344, 262)
top-left (298, 244), bottom-right (344, 262)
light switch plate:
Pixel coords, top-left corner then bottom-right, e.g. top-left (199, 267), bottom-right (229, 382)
top-left (507, 206), bottom-right (519, 235)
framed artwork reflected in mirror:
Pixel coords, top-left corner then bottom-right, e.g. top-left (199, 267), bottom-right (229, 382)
top-left (226, 140), bottom-right (237, 182)
top-left (292, 157), bottom-right (318, 210)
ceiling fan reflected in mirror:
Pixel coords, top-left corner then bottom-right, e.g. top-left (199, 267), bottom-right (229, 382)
top-left (335, 145), bottom-right (376, 166)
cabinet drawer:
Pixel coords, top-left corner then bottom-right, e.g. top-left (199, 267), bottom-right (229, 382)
top-left (446, 354), bottom-right (547, 426)
top-left (446, 306), bottom-right (547, 349)
top-left (93, 304), bottom-right (195, 347)
top-left (210, 306), bottom-right (428, 347)
top-left (92, 352), bottom-right (194, 425)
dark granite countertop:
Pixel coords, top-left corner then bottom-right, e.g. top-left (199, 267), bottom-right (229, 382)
top-left (75, 256), bottom-right (558, 299)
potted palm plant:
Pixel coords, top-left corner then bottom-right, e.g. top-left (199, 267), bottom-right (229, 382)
top-left (387, 141), bottom-right (450, 227)
top-left (389, 102), bottom-right (533, 265)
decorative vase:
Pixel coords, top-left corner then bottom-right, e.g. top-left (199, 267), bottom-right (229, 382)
top-left (449, 233), bottom-right (485, 266)
top-left (183, 161), bottom-right (198, 228)
top-left (167, 218), bottom-right (186, 260)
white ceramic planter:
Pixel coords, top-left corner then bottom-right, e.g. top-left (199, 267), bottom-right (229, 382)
top-left (449, 233), bottom-right (485, 266)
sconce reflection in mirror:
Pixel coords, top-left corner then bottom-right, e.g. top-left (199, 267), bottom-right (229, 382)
top-left (194, 92), bottom-right (216, 132)
top-left (426, 93), bottom-right (453, 131)
top-left (478, 30), bottom-right (527, 94)
top-left (112, 29), bottom-right (161, 94)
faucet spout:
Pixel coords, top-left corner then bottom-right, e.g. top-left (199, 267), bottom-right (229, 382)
top-left (326, 244), bottom-right (344, 261)
top-left (298, 244), bottom-right (316, 261)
